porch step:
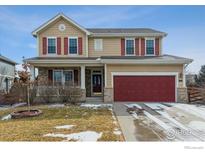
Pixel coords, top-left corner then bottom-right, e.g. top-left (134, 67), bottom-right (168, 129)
top-left (86, 97), bottom-right (104, 103)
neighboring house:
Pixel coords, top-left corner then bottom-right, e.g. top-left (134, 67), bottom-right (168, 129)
top-left (0, 54), bottom-right (16, 92)
top-left (25, 13), bottom-right (193, 103)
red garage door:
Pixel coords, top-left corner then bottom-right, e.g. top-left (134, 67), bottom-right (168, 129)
top-left (114, 76), bottom-right (175, 102)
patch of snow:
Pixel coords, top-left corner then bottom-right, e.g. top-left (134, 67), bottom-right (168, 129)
top-left (48, 104), bottom-right (65, 108)
top-left (113, 130), bottom-right (122, 135)
top-left (55, 125), bottom-right (75, 129)
top-left (143, 111), bottom-right (171, 130)
top-left (0, 106), bottom-right (10, 110)
top-left (157, 111), bottom-right (189, 131)
top-left (131, 112), bottom-right (139, 119)
top-left (12, 102), bottom-right (27, 108)
top-left (144, 103), bottom-right (162, 110)
top-left (1, 114), bottom-right (11, 120)
top-left (188, 121), bottom-right (205, 131)
top-left (112, 115), bottom-right (117, 121)
top-left (80, 104), bottom-right (112, 109)
top-left (125, 104), bottom-right (142, 109)
top-left (44, 131), bottom-right (102, 141)
top-left (174, 104), bottom-right (205, 121)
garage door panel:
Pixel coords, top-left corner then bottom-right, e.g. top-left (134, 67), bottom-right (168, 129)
top-left (114, 76), bottom-right (175, 102)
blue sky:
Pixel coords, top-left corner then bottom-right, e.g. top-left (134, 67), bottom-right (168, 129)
top-left (0, 5), bottom-right (205, 73)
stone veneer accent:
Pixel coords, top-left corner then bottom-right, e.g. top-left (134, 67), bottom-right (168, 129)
top-left (177, 87), bottom-right (188, 103)
top-left (80, 89), bottom-right (86, 102)
top-left (104, 88), bottom-right (113, 103)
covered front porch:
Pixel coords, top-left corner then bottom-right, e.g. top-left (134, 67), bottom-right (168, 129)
top-left (35, 65), bottom-right (105, 102)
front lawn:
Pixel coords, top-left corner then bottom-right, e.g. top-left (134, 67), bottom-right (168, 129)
top-left (0, 104), bottom-right (124, 141)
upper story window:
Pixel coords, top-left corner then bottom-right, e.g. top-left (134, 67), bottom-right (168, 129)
top-left (125, 38), bottom-right (135, 55)
top-left (69, 38), bottom-right (78, 54)
top-left (146, 38), bottom-right (155, 55)
top-left (94, 39), bottom-right (103, 51)
top-left (47, 38), bottom-right (56, 54)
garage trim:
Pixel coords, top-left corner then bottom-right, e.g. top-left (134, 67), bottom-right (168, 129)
top-left (111, 72), bottom-right (178, 102)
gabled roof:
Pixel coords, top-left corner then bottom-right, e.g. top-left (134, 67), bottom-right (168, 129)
top-left (32, 13), bottom-right (91, 37)
top-left (87, 28), bottom-right (167, 37)
top-left (87, 28), bottom-right (164, 34)
top-left (0, 55), bottom-right (16, 65)
top-left (32, 13), bottom-right (167, 37)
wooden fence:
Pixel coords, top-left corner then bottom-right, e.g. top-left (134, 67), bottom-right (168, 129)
top-left (187, 87), bottom-right (205, 103)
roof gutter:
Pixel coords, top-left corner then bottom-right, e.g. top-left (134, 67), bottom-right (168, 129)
top-left (99, 59), bottom-right (193, 65)
top-left (89, 32), bottom-right (167, 37)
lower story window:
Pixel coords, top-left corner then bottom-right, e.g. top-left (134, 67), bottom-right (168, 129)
top-left (53, 70), bottom-right (73, 85)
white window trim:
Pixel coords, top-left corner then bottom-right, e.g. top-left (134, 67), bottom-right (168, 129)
top-left (68, 36), bottom-right (78, 55)
top-left (53, 70), bottom-right (74, 85)
top-left (47, 37), bottom-right (57, 55)
top-left (145, 37), bottom-right (155, 56)
top-left (111, 72), bottom-right (179, 102)
top-left (94, 39), bottom-right (103, 51)
top-left (125, 38), bottom-right (135, 56)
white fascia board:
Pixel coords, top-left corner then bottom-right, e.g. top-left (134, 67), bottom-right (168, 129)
top-left (100, 59), bottom-right (192, 64)
top-left (32, 13), bottom-right (90, 36)
top-left (26, 59), bottom-right (100, 64)
top-left (90, 33), bottom-right (167, 37)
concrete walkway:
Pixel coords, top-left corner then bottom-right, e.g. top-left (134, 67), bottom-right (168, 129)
top-left (113, 103), bottom-right (137, 141)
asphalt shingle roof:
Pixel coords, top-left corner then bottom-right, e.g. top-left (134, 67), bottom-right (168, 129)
top-left (86, 28), bottom-right (166, 34)
top-left (0, 55), bottom-right (16, 65)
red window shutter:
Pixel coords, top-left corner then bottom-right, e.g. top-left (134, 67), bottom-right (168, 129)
top-left (57, 37), bottom-right (61, 55)
top-left (48, 70), bottom-right (53, 81)
top-left (135, 38), bottom-right (139, 56)
top-left (141, 38), bottom-right (145, 56)
top-left (121, 38), bottom-right (125, 56)
top-left (64, 37), bottom-right (68, 55)
top-left (43, 37), bottom-right (47, 55)
top-left (74, 69), bottom-right (78, 86)
top-left (78, 37), bottom-right (83, 55)
top-left (155, 38), bottom-right (160, 56)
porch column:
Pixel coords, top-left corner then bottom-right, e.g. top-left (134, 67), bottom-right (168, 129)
top-left (81, 65), bottom-right (85, 89)
top-left (30, 65), bottom-right (35, 81)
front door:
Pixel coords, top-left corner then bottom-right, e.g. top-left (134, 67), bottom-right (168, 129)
top-left (92, 74), bottom-right (102, 94)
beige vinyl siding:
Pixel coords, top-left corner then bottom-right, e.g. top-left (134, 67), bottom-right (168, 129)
top-left (38, 17), bottom-right (86, 57)
top-left (106, 64), bottom-right (184, 88)
top-left (88, 37), bottom-right (162, 57)
top-left (88, 37), bottom-right (121, 57)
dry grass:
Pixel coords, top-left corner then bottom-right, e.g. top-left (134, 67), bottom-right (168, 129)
top-left (0, 105), bottom-right (124, 141)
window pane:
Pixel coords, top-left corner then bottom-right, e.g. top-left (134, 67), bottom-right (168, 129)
top-left (53, 71), bottom-right (62, 84)
top-left (146, 40), bottom-right (154, 55)
top-left (69, 38), bottom-right (77, 54)
top-left (48, 38), bottom-right (56, 54)
top-left (126, 39), bottom-right (134, 55)
top-left (94, 39), bottom-right (103, 51)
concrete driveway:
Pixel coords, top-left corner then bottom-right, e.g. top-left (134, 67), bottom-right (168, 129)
top-left (113, 102), bottom-right (205, 141)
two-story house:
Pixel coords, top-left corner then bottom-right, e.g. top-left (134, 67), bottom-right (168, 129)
top-left (0, 55), bottom-right (16, 93)
top-left (25, 13), bottom-right (193, 103)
